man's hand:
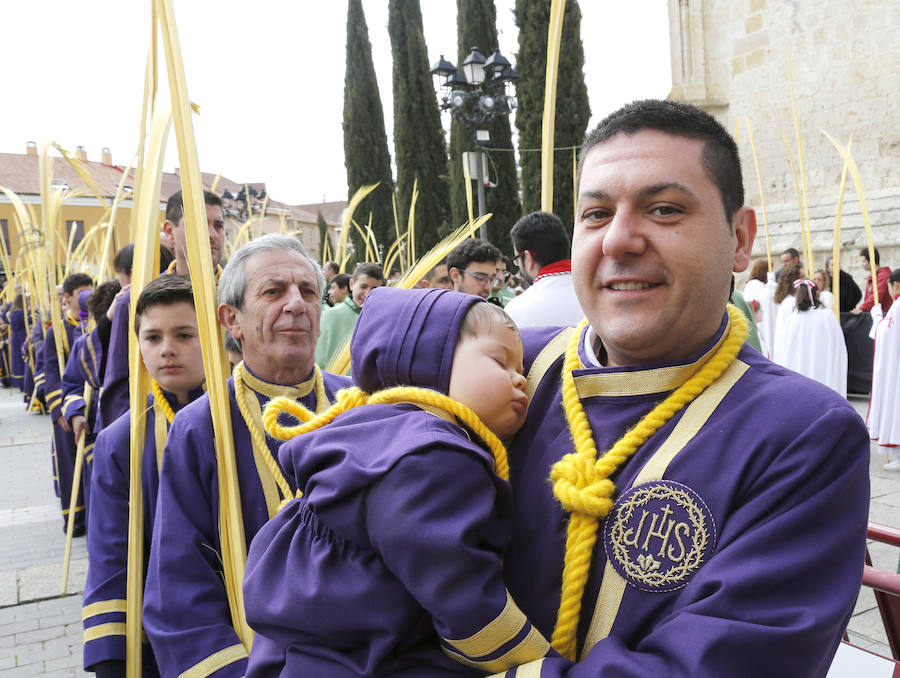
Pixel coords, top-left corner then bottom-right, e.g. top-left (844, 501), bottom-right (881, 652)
top-left (56, 415), bottom-right (71, 433)
top-left (71, 415), bottom-right (89, 442)
top-left (107, 284), bottom-right (131, 321)
top-left (850, 307), bottom-right (862, 315)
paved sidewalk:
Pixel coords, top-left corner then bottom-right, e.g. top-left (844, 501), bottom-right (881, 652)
top-left (0, 387), bottom-right (896, 676)
top-left (0, 387), bottom-right (89, 677)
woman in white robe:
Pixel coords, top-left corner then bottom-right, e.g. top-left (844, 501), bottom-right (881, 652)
top-left (813, 269), bottom-right (835, 310)
top-left (867, 269), bottom-right (900, 470)
top-left (743, 258), bottom-right (778, 357)
top-left (773, 278), bottom-right (848, 397)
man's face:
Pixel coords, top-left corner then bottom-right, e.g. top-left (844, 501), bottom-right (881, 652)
top-left (323, 265), bottom-right (337, 283)
top-left (572, 130), bottom-right (755, 367)
top-left (450, 260), bottom-right (497, 299)
top-left (350, 274), bottom-right (382, 307)
top-left (780, 252), bottom-right (797, 269)
top-left (422, 264), bottom-right (452, 289)
top-left (221, 249), bottom-right (322, 383)
top-left (138, 301), bottom-right (205, 403)
top-left (165, 203), bottom-right (226, 271)
top-left (860, 255), bottom-right (871, 273)
top-left (329, 281), bottom-right (349, 304)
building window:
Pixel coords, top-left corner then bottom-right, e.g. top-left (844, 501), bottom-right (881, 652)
top-left (66, 220), bottom-right (85, 250)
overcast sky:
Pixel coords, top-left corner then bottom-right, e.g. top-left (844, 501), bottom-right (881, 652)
top-left (2, 1), bottom-right (671, 206)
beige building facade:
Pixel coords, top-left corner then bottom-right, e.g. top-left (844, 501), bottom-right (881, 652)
top-left (668, 0), bottom-right (899, 281)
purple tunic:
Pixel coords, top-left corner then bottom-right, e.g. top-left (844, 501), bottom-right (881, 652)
top-left (82, 387), bottom-right (203, 676)
top-left (244, 288), bottom-right (553, 677)
top-left (492, 312), bottom-right (870, 677)
top-left (5, 308), bottom-right (26, 389)
top-left (143, 367), bottom-right (349, 678)
top-left (97, 290), bottom-right (132, 431)
top-left (61, 334), bottom-right (100, 521)
top-left (41, 317), bottom-right (86, 529)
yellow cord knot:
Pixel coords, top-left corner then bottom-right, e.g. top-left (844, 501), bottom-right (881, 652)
top-left (263, 396), bottom-right (317, 440)
top-left (550, 453), bottom-right (616, 518)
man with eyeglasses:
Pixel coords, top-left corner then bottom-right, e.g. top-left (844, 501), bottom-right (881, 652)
top-left (505, 211), bottom-right (584, 327)
top-left (447, 238), bottom-right (503, 300)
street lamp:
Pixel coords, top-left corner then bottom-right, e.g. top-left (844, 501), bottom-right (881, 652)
top-left (430, 46), bottom-right (518, 239)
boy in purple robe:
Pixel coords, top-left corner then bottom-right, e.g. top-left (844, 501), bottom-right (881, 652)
top-left (244, 287), bottom-right (552, 677)
top-left (82, 275), bottom-right (206, 678)
top-left (42, 273), bottom-right (93, 532)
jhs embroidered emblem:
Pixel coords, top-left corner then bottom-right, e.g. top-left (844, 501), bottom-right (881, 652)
top-left (604, 480), bottom-right (715, 593)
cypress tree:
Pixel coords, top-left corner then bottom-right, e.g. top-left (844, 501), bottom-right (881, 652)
top-left (514, 0), bottom-right (591, 235)
top-left (449, 0), bottom-right (521, 256)
top-left (316, 210), bottom-right (332, 262)
top-left (389, 0), bottom-right (452, 257)
top-left (344, 0), bottom-right (395, 259)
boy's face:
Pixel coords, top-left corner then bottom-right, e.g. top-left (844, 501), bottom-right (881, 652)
top-left (138, 301), bottom-right (204, 403)
top-left (350, 274), bottom-right (382, 307)
top-left (448, 322), bottom-right (528, 440)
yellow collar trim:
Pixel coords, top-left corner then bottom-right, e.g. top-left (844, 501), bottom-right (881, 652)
top-left (237, 361), bottom-right (319, 400)
top-left (573, 321), bottom-right (730, 398)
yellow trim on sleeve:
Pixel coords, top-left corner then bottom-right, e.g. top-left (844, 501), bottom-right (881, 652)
top-left (83, 622), bottom-right (126, 643)
top-left (176, 643), bottom-right (248, 678)
top-left (82, 599), bottom-right (126, 620)
top-left (444, 624), bottom-right (551, 673)
top-left (441, 591), bottom-right (524, 658)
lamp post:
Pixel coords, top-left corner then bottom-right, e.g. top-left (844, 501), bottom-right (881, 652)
top-left (430, 46), bottom-right (518, 240)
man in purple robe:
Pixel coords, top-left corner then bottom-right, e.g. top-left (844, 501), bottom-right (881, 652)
top-left (2, 290), bottom-right (27, 390)
top-left (143, 234), bottom-right (350, 678)
top-left (42, 273), bottom-right (93, 533)
top-left (96, 190), bottom-right (222, 431)
top-left (493, 100), bottom-right (870, 677)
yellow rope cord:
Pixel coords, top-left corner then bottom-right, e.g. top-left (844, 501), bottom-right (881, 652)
top-left (549, 305), bottom-right (748, 659)
top-left (264, 385), bottom-right (510, 483)
top-left (233, 363), bottom-right (305, 508)
top-left (150, 379), bottom-right (175, 424)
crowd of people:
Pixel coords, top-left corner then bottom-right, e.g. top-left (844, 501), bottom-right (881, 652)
top-left (0, 98), bottom-right (888, 677)
top-left (739, 245), bottom-right (899, 469)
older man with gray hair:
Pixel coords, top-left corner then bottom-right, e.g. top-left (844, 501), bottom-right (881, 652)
top-left (143, 234), bottom-right (350, 678)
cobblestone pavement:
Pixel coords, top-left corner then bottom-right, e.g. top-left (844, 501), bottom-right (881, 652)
top-left (0, 385), bottom-right (897, 675)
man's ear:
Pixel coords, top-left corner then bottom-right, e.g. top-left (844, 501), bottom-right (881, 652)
top-left (448, 267), bottom-right (462, 286)
top-left (217, 303), bottom-right (242, 341)
top-left (731, 206), bottom-right (757, 273)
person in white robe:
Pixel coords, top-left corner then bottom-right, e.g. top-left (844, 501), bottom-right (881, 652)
top-left (867, 269), bottom-right (900, 470)
top-left (773, 278), bottom-right (848, 397)
top-left (813, 269), bottom-right (835, 310)
top-left (772, 263), bottom-right (803, 357)
top-left (743, 258), bottom-right (778, 356)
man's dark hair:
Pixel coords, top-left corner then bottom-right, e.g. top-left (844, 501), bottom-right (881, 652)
top-left (447, 238), bottom-right (502, 272)
top-left (352, 262), bottom-right (384, 283)
top-left (88, 280), bottom-right (122, 322)
top-left (510, 211), bottom-right (571, 268)
top-left (859, 247), bottom-right (880, 265)
top-left (165, 189), bottom-right (223, 224)
top-left (113, 243), bottom-right (134, 276)
top-left (331, 273), bottom-right (351, 290)
top-left (134, 275), bottom-right (195, 335)
top-left (782, 248), bottom-right (800, 260)
top-left (579, 99), bottom-right (744, 222)
top-left (63, 273), bottom-right (94, 296)
top-left (889, 268), bottom-right (900, 285)
top-left (323, 261), bottom-right (339, 276)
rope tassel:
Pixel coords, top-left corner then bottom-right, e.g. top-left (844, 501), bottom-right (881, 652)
top-left (549, 306), bottom-right (748, 659)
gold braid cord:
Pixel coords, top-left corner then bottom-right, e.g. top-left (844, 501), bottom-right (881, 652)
top-left (264, 385), bottom-right (510, 486)
top-left (233, 363), bottom-right (304, 509)
top-left (150, 379), bottom-right (175, 424)
top-left (549, 305), bottom-right (748, 659)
